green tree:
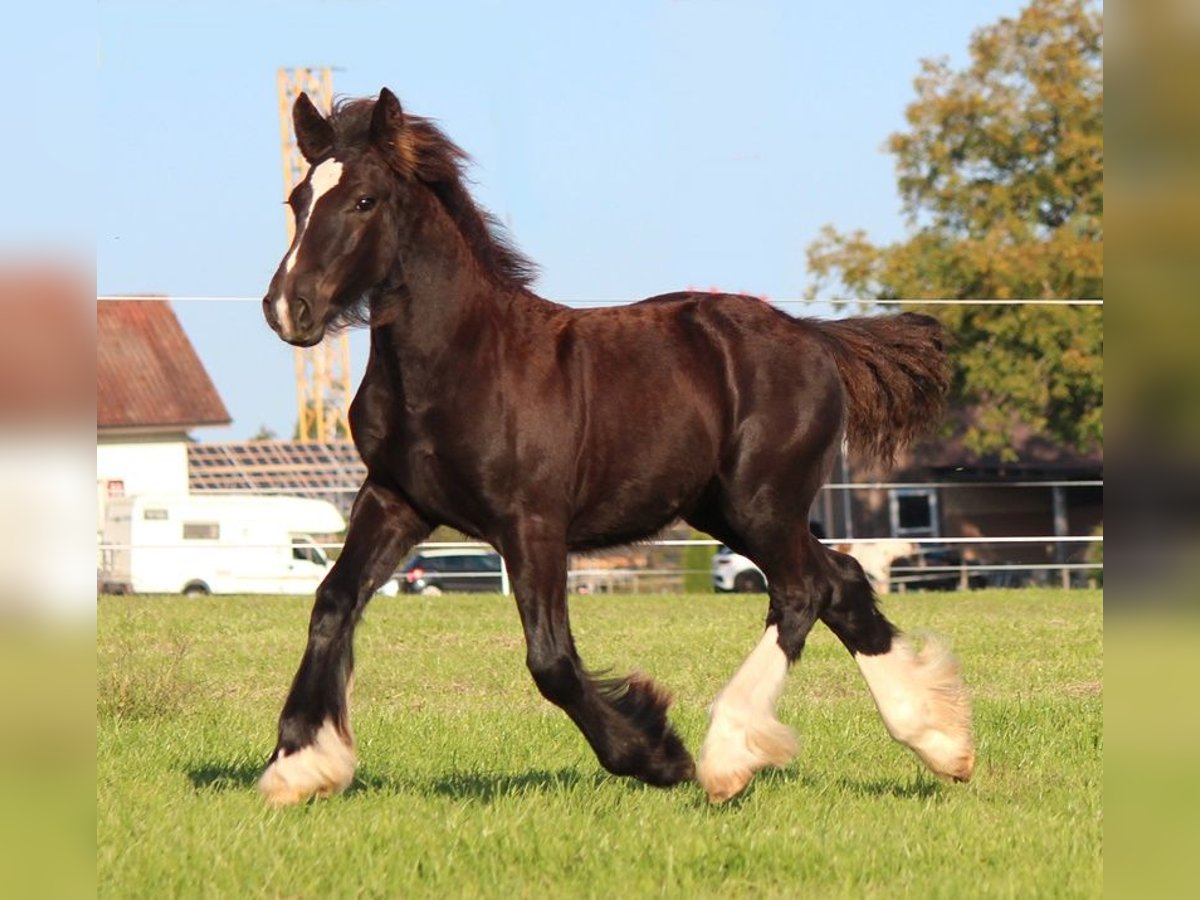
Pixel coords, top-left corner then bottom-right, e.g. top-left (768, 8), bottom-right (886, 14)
top-left (807, 0), bottom-right (1102, 459)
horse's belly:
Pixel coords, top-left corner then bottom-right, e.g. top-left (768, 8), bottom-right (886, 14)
top-left (566, 463), bottom-right (709, 548)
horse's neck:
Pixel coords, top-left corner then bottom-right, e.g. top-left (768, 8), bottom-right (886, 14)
top-left (371, 282), bottom-right (531, 349)
top-left (396, 190), bottom-right (485, 318)
top-left (366, 278), bottom-right (520, 390)
top-left (373, 187), bottom-right (545, 363)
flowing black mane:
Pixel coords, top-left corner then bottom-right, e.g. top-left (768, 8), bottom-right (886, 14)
top-left (327, 98), bottom-right (538, 292)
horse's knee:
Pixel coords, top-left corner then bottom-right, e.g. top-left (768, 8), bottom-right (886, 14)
top-left (527, 652), bottom-right (583, 706)
top-left (308, 573), bottom-right (365, 641)
top-left (765, 576), bottom-right (828, 662)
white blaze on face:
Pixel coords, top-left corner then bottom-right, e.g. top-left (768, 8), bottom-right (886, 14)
top-left (276, 159), bottom-right (344, 336)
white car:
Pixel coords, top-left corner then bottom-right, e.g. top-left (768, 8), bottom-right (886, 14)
top-left (711, 540), bottom-right (927, 595)
top-left (710, 546), bottom-right (767, 593)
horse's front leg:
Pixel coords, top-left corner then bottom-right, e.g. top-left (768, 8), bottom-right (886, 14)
top-left (259, 481), bottom-right (431, 806)
top-left (503, 523), bottom-right (694, 787)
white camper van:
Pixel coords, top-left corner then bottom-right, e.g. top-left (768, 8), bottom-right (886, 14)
top-left (99, 494), bottom-right (398, 597)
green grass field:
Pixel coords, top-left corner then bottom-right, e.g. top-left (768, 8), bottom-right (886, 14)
top-left (97, 589), bottom-right (1102, 898)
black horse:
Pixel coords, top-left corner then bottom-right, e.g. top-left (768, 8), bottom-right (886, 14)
top-left (259, 89), bottom-right (974, 805)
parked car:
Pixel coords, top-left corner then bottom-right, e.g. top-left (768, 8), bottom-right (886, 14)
top-left (398, 547), bottom-right (504, 595)
top-left (711, 546), bottom-right (767, 593)
top-left (887, 545), bottom-right (989, 592)
top-left (712, 542), bottom-right (989, 594)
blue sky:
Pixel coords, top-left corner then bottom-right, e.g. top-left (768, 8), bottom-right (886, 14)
top-left (87, 0), bottom-right (1025, 440)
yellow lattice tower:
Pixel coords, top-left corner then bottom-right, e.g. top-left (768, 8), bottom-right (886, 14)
top-left (276, 66), bottom-right (352, 441)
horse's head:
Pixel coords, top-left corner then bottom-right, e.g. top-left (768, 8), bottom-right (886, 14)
top-left (263, 89), bottom-right (412, 347)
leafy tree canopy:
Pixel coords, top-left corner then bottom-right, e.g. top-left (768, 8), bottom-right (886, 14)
top-left (807, 0), bottom-right (1102, 459)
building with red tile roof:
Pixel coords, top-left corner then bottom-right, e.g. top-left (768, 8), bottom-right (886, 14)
top-left (97, 298), bottom-right (230, 523)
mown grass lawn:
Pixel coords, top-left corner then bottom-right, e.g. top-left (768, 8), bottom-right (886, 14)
top-left (97, 588), bottom-right (1102, 898)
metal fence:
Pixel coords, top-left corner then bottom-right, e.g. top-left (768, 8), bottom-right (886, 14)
top-left (97, 533), bottom-right (1103, 596)
top-left (99, 294), bottom-right (1102, 594)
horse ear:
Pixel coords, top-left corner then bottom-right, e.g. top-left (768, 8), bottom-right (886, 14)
top-left (293, 92), bottom-right (334, 163)
top-left (370, 88), bottom-right (415, 172)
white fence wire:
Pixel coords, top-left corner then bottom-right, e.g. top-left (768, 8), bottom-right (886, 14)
top-left (99, 295), bottom-right (1103, 307)
top-left (99, 294), bottom-right (1101, 594)
top-left (97, 533), bottom-right (1103, 597)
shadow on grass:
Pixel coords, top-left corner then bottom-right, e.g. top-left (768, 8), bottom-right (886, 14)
top-left (184, 760), bottom-right (609, 803)
top-left (839, 774), bottom-right (948, 800)
top-left (414, 768), bottom-right (608, 803)
top-left (186, 758), bottom-right (945, 805)
top-left (746, 766), bottom-right (949, 801)
top-left (354, 767), bottom-right (637, 803)
top-left (187, 761), bottom-right (263, 792)
top-left (678, 766), bottom-right (948, 813)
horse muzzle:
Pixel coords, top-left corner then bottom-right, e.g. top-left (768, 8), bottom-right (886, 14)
top-left (263, 292), bottom-right (326, 347)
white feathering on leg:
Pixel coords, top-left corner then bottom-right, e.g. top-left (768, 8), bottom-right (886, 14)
top-left (698, 625), bottom-right (797, 803)
top-left (855, 635), bottom-right (975, 781)
top-left (258, 719), bottom-right (357, 806)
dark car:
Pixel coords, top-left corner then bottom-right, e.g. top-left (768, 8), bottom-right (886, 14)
top-left (889, 545), bottom-right (989, 592)
top-left (398, 548), bottom-right (504, 595)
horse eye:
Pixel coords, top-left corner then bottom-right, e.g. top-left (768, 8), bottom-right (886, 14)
top-left (355, 196), bottom-right (377, 212)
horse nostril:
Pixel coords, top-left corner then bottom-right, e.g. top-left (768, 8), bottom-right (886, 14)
top-left (294, 296), bottom-right (313, 332)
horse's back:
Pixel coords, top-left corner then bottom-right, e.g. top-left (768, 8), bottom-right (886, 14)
top-left (550, 292), bottom-right (843, 538)
top-left (571, 291), bottom-right (818, 349)
top-left (560, 291), bottom-right (841, 427)
top-left (614, 291), bottom-right (841, 399)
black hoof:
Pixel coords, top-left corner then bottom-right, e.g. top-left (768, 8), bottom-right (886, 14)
top-left (638, 731), bottom-right (696, 787)
top-left (597, 672), bottom-right (695, 787)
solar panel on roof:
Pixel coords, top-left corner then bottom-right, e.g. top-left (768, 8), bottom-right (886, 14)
top-left (188, 440), bottom-right (365, 516)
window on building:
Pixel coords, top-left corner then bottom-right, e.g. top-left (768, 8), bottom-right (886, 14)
top-left (889, 488), bottom-right (939, 538)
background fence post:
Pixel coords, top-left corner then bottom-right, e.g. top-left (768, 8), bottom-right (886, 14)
top-left (1052, 485), bottom-right (1070, 589)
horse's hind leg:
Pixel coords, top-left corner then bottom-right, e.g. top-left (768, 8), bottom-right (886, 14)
top-left (502, 522), bottom-right (694, 787)
top-left (697, 529), bottom-right (825, 803)
top-left (259, 481), bottom-right (431, 806)
top-left (820, 548), bottom-right (975, 782)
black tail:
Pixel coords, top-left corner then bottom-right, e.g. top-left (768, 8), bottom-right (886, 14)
top-left (815, 312), bottom-right (950, 466)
